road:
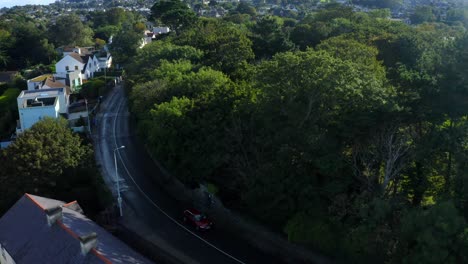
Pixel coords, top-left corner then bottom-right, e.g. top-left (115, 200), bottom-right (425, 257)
top-left (94, 83), bottom-right (288, 264)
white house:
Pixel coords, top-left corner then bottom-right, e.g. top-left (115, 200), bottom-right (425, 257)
top-left (153, 27), bottom-right (170, 35)
top-left (16, 88), bottom-right (68, 133)
top-left (55, 52), bottom-right (87, 83)
top-left (141, 27), bottom-right (171, 48)
top-left (27, 74), bottom-right (53, 91)
top-left (55, 47), bottom-right (112, 85)
top-left (16, 46), bottom-right (112, 134)
top-left (27, 74), bottom-right (69, 91)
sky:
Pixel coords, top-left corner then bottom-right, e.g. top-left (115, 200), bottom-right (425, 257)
top-left (0, 0), bottom-right (56, 8)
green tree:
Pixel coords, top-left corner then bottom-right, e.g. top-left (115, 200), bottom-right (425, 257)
top-left (94, 25), bottom-right (120, 42)
top-left (110, 22), bottom-right (144, 65)
top-left (127, 40), bottom-right (203, 81)
top-left (8, 22), bottom-right (56, 68)
top-left (233, 1), bottom-right (257, 16)
top-left (0, 29), bottom-right (12, 69)
top-left (250, 16), bottom-right (295, 59)
top-left (0, 88), bottom-right (20, 138)
top-left (399, 201), bottom-right (468, 263)
top-left (353, 0), bottom-right (402, 9)
top-left (142, 67), bottom-right (241, 186)
top-left (176, 19), bottom-right (254, 75)
top-left (151, 0), bottom-right (198, 33)
top-left (410, 6), bottom-right (436, 25)
top-left (49, 14), bottom-right (94, 47)
top-left (0, 118), bottom-right (88, 209)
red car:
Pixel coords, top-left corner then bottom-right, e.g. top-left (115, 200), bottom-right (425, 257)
top-left (183, 208), bottom-right (213, 230)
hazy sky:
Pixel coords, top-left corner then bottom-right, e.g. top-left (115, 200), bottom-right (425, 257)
top-left (0, 0), bottom-right (56, 8)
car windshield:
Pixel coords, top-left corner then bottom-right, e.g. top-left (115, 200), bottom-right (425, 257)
top-left (194, 214), bottom-right (206, 221)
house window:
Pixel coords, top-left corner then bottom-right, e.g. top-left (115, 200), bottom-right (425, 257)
top-left (66, 66), bottom-right (69, 71)
top-left (75, 65), bottom-right (79, 70)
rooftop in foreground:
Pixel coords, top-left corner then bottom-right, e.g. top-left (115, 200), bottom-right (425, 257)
top-left (0, 194), bottom-right (153, 264)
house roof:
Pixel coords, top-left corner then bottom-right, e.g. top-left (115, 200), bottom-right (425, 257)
top-left (44, 76), bottom-right (67, 88)
top-left (0, 194), bottom-right (153, 264)
top-left (62, 46), bottom-right (95, 55)
top-left (30, 74), bottom-right (53, 82)
top-left (68, 52), bottom-right (87, 64)
top-left (21, 88), bottom-right (64, 99)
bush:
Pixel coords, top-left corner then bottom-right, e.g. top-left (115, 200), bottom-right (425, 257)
top-left (284, 211), bottom-right (339, 254)
top-left (80, 79), bottom-right (105, 99)
top-left (0, 88), bottom-right (20, 138)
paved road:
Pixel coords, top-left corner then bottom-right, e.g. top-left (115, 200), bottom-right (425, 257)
top-left (94, 84), bottom-right (288, 264)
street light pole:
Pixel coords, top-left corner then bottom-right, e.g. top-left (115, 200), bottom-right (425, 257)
top-left (113, 145), bottom-right (125, 217)
top-left (85, 98), bottom-right (91, 133)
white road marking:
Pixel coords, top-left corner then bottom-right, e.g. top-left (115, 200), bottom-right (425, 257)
top-left (112, 91), bottom-right (247, 264)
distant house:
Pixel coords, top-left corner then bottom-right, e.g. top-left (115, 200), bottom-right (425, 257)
top-left (55, 47), bottom-right (112, 86)
top-left (152, 27), bottom-right (170, 35)
top-left (16, 88), bottom-right (69, 133)
top-left (141, 27), bottom-right (171, 48)
top-left (0, 194), bottom-right (152, 264)
top-left (16, 46), bottom-right (112, 134)
top-left (27, 74), bottom-right (70, 91)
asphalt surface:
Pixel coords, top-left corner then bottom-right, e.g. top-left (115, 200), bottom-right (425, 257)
top-left (94, 84), bottom-right (288, 264)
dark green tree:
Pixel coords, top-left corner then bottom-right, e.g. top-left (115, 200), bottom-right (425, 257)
top-left (151, 0), bottom-right (198, 33)
top-left (250, 16), bottom-right (295, 59)
top-left (48, 14), bottom-right (94, 47)
top-left (175, 19), bottom-right (254, 75)
top-left (0, 118), bottom-right (88, 210)
top-left (410, 6), bottom-right (436, 24)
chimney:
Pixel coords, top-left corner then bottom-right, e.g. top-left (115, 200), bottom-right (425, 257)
top-left (45, 206), bottom-right (62, 226)
top-left (79, 233), bottom-right (98, 255)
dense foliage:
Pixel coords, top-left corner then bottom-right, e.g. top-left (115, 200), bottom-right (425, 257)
top-left (1, 1), bottom-right (468, 262)
top-left (0, 87), bottom-right (20, 138)
top-left (0, 118), bottom-right (111, 218)
top-left (119, 3), bottom-right (468, 262)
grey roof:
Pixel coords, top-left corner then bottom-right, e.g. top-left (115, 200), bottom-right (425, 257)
top-left (23, 87), bottom-right (64, 95)
top-left (69, 52), bottom-right (87, 64)
top-left (0, 194), bottom-right (154, 264)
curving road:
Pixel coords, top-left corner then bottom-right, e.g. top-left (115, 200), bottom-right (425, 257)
top-left (94, 84), bottom-right (288, 264)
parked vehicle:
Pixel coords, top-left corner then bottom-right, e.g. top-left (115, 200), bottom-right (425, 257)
top-left (183, 208), bottom-right (213, 230)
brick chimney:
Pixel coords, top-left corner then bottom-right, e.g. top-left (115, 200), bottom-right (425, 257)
top-left (79, 233), bottom-right (98, 255)
top-left (45, 206), bottom-right (62, 226)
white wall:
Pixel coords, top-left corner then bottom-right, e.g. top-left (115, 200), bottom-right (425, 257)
top-left (55, 55), bottom-right (85, 77)
top-left (153, 27), bottom-right (170, 34)
top-left (98, 55), bottom-right (111, 69)
top-left (18, 101), bottom-right (60, 132)
top-left (56, 93), bottom-right (68, 114)
top-left (27, 80), bottom-right (42, 91)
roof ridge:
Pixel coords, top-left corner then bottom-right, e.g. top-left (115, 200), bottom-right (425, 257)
top-left (25, 193), bottom-right (45, 211)
top-left (63, 200), bottom-right (78, 207)
top-left (24, 194), bottom-right (113, 264)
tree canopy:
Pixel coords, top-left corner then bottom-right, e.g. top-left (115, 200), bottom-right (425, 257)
top-left (151, 0), bottom-right (198, 33)
top-left (124, 4), bottom-right (468, 262)
top-left (48, 14), bottom-right (94, 47)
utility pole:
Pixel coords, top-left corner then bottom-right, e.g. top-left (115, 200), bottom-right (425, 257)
top-left (85, 98), bottom-right (91, 133)
top-left (113, 145), bottom-right (125, 217)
